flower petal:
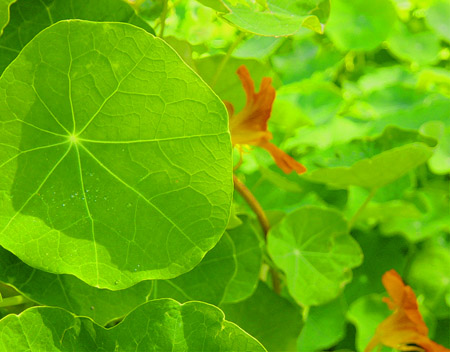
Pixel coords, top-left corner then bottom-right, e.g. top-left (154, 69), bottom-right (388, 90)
top-left (366, 270), bottom-right (450, 352)
top-left (382, 270), bottom-right (429, 335)
top-left (230, 65), bottom-right (275, 133)
top-left (258, 139), bottom-right (307, 175)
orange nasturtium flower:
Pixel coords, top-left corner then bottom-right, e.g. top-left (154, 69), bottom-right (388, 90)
top-left (366, 269), bottom-right (450, 352)
top-left (224, 65), bottom-right (306, 175)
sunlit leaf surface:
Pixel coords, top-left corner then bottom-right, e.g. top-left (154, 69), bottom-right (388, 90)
top-left (0, 300), bottom-right (266, 351)
top-left (0, 20), bottom-right (232, 289)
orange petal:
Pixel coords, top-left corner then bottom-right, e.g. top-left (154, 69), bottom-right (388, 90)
top-left (382, 269), bottom-right (406, 308)
top-left (237, 65), bottom-right (256, 106)
top-left (258, 139), bottom-right (307, 175)
top-left (382, 270), bottom-right (428, 335)
top-left (231, 65), bottom-right (275, 134)
top-left (366, 270), bottom-right (450, 352)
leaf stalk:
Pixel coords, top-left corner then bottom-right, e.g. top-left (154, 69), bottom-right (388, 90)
top-left (233, 174), bottom-right (281, 294)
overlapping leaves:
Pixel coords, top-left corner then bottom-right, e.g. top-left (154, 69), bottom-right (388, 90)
top-left (0, 300), bottom-right (266, 351)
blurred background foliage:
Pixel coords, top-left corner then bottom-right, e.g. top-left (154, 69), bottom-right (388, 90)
top-left (125, 0), bottom-right (450, 350)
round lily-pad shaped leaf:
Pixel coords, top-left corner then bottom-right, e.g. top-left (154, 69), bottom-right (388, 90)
top-left (267, 206), bottom-right (363, 306)
top-left (0, 20), bottom-right (232, 289)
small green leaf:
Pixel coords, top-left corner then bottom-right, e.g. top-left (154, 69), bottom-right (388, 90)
top-left (297, 297), bottom-right (347, 351)
top-left (267, 206), bottom-right (363, 306)
top-left (426, 0), bottom-right (450, 42)
top-left (0, 300), bottom-right (266, 351)
top-left (0, 0), bottom-right (153, 74)
top-left (222, 216), bottom-right (263, 303)
top-left (272, 35), bottom-right (343, 84)
top-left (197, 0), bottom-right (230, 12)
top-left (387, 22), bottom-right (441, 65)
top-left (369, 188), bottom-right (450, 242)
top-left (326, 0), bottom-right (396, 51)
top-left (234, 36), bottom-right (284, 60)
top-left (0, 20), bottom-right (232, 289)
top-left (307, 143), bottom-right (433, 189)
top-left (347, 294), bottom-right (390, 352)
top-left (303, 127), bottom-right (436, 190)
top-left (221, 281), bottom-right (302, 352)
top-left (371, 98), bottom-right (450, 134)
top-left (276, 80), bottom-right (343, 125)
top-left (420, 121), bottom-right (450, 174)
top-left (407, 246), bottom-right (450, 319)
top-left (344, 230), bottom-right (409, 304)
top-left (220, 0), bottom-right (324, 37)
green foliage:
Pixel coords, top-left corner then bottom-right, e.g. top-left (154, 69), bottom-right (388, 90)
top-left (0, 0), bottom-right (449, 350)
top-left (297, 297), bottom-right (347, 351)
top-left (326, 0), bottom-right (397, 51)
top-left (221, 282), bottom-right (303, 351)
top-left (268, 206), bottom-right (362, 306)
top-left (0, 0), bottom-right (15, 35)
top-left (0, 0), bottom-right (154, 74)
top-left (0, 20), bottom-right (232, 289)
top-left (218, 0), bottom-right (325, 36)
top-left (0, 300), bottom-right (265, 351)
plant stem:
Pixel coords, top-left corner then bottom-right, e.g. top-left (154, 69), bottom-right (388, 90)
top-left (233, 174), bottom-right (270, 235)
top-left (159, 0), bottom-right (168, 37)
top-left (348, 188), bottom-right (378, 230)
top-left (210, 32), bottom-right (246, 88)
top-left (233, 174), bottom-right (281, 294)
top-left (0, 295), bottom-right (33, 308)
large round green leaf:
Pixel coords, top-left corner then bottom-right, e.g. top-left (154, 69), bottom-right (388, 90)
top-left (0, 0), bottom-right (153, 75)
top-left (0, 300), bottom-right (266, 351)
top-left (326, 0), bottom-right (396, 51)
top-left (0, 20), bottom-right (232, 289)
top-left (267, 206), bottom-right (362, 306)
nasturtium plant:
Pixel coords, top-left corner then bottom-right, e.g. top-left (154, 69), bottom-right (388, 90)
top-left (267, 206), bottom-right (362, 306)
top-left (0, 300), bottom-right (265, 351)
top-left (0, 20), bottom-right (232, 289)
top-left (0, 0), bottom-right (154, 74)
top-left (0, 0), bottom-right (14, 35)
top-left (200, 0), bottom-right (327, 37)
top-left (0, 0), bottom-right (449, 351)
